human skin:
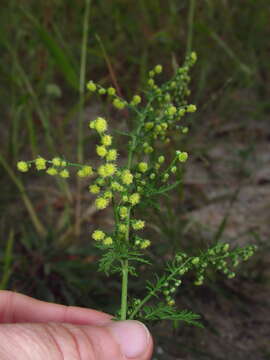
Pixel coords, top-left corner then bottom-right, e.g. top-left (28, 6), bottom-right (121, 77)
top-left (0, 291), bottom-right (153, 360)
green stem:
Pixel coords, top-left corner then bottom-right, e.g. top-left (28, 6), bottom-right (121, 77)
top-left (120, 260), bottom-right (129, 320)
top-left (186, 0), bottom-right (196, 55)
top-left (129, 259), bottom-right (191, 319)
top-left (76, 0), bottom-right (91, 237)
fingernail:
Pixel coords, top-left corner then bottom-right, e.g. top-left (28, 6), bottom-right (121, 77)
top-left (108, 320), bottom-right (150, 358)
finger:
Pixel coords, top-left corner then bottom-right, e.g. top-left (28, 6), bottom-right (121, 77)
top-left (0, 320), bottom-right (153, 360)
top-left (0, 291), bottom-right (111, 325)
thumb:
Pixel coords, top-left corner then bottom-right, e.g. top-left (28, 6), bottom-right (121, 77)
top-left (0, 320), bottom-right (153, 360)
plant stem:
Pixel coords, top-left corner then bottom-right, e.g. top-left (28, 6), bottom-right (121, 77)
top-left (120, 260), bottom-right (129, 320)
top-left (186, 0), bottom-right (196, 55)
top-left (75, 0), bottom-right (91, 237)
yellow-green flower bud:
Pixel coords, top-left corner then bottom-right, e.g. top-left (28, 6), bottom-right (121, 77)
top-left (129, 193), bottom-right (140, 206)
top-left (158, 156), bottom-right (165, 164)
top-left (87, 81), bottom-right (96, 92)
top-left (131, 95), bottom-right (141, 105)
top-left (178, 152), bottom-right (188, 163)
top-left (96, 145), bottom-right (107, 158)
top-left (104, 191), bottom-right (113, 199)
top-left (154, 64), bottom-right (163, 74)
top-left (111, 182), bottom-right (123, 191)
top-left (106, 149), bottom-right (118, 162)
top-left (186, 104), bottom-right (197, 113)
top-left (140, 240), bottom-right (151, 249)
top-left (35, 157), bottom-right (46, 170)
top-left (113, 98), bottom-right (125, 110)
top-left (17, 161), bottom-right (29, 172)
top-left (119, 206), bottom-right (128, 219)
top-left (132, 220), bottom-right (145, 230)
top-left (167, 106), bottom-right (177, 116)
top-left (89, 184), bottom-right (100, 194)
top-left (138, 162), bottom-right (148, 173)
top-left (190, 51), bottom-right (197, 63)
top-left (121, 169), bottom-right (133, 185)
top-left (94, 117), bottom-right (108, 133)
top-left (95, 197), bottom-right (109, 210)
top-left (107, 87), bottom-right (116, 96)
top-left (103, 237), bottom-right (113, 245)
top-left (52, 157), bottom-right (62, 166)
top-left (101, 135), bottom-right (112, 147)
top-left (46, 167), bottom-right (58, 175)
top-left (59, 169), bottom-right (69, 178)
top-left (145, 122), bottom-right (154, 130)
top-left (92, 229), bottom-right (105, 241)
top-left (98, 88), bottom-right (106, 95)
top-left (119, 224), bottom-right (127, 233)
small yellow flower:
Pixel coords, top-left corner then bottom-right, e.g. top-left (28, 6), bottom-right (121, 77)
top-left (77, 166), bottom-right (93, 177)
top-left (158, 156), bottom-right (165, 164)
top-left (96, 145), bottom-right (107, 158)
top-left (104, 163), bottom-right (117, 177)
top-left (17, 161), bottom-right (29, 172)
top-left (101, 135), bottom-right (112, 147)
top-left (35, 157), bottom-right (47, 170)
top-left (82, 166), bottom-right (93, 176)
top-left (178, 152), bottom-right (188, 163)
top-left (95, 117), bottom-right (108, 133)
top-left (113, 98), bottom-right (125, 110)
top-left (104, 191), bottom-right (113, 199)
top-left (92, 230), bottom-right (105, 241)
top-left (87, 81), bottom-right (96, 92)
top-left (52, 157), bottom-right (62, 166)
top-left (190, 51), bottom-right (197, 63)
top-left (119, 224), bottom-right (127, 233)
top-left (131, 95), bottom-right (141, 106)
top-left (106, 149), bottom-right (118, 162)
top-left (89, 120), bottom-right (96, 129)
top-left (186, 104), bottom-right (197, 113)
top-left (138, 162), bottom-right (148, 173)
top-left (61, 160), bottom-right (67, 167)
top-left (167, 106), bottom-right (177, 116)
top-left (121, 169), bottom-right (133, 185)
top-left (98, 88), bottom-right (106, 95)
top-left (89, 184), bottom-right (100, 194)
top-left (59, 169), bottom-right (70, 178)
top-left (107, 87), bottom-right (116, 96)
top-left (111, 181), bottom-right (123, 191)
top-left (119, 206), bottom-right (128, 219)
top-left (129, 193), bottom-right (140, 206)
top-left (132, 220), bottom-right (145, 230)
top-left (46, 167), bottom-right (58, 176)
top-left (103, 237), bottom-right (113, 245)
top-left (154, 64), bottom-right (162, 74)
top-left (144, 122), bottom-right (154, 130)
top-left (178, 108), bottom-right (186, 117)
top-left (144, 146), bottom-right (153, 154)
top-left (140, 240), bottom-right (151, 249)
top-left (95, 197), bottom-right (109, 210)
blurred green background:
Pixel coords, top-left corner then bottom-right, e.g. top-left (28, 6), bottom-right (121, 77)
top-left (0, 1), bottom-right (269, 359)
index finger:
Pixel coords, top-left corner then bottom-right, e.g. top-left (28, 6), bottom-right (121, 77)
top-left (0, 290), bottom-right (112, 325)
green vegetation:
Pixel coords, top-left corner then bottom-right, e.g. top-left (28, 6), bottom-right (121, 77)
top-left (0, 0), bottom-right (269, 356)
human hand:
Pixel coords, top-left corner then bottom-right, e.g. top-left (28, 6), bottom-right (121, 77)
top-left (0, 291), bottom-right (153, 360)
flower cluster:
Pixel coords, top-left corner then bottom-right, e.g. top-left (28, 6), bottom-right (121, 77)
top-left (16, 52), bottom-right (257, 325)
